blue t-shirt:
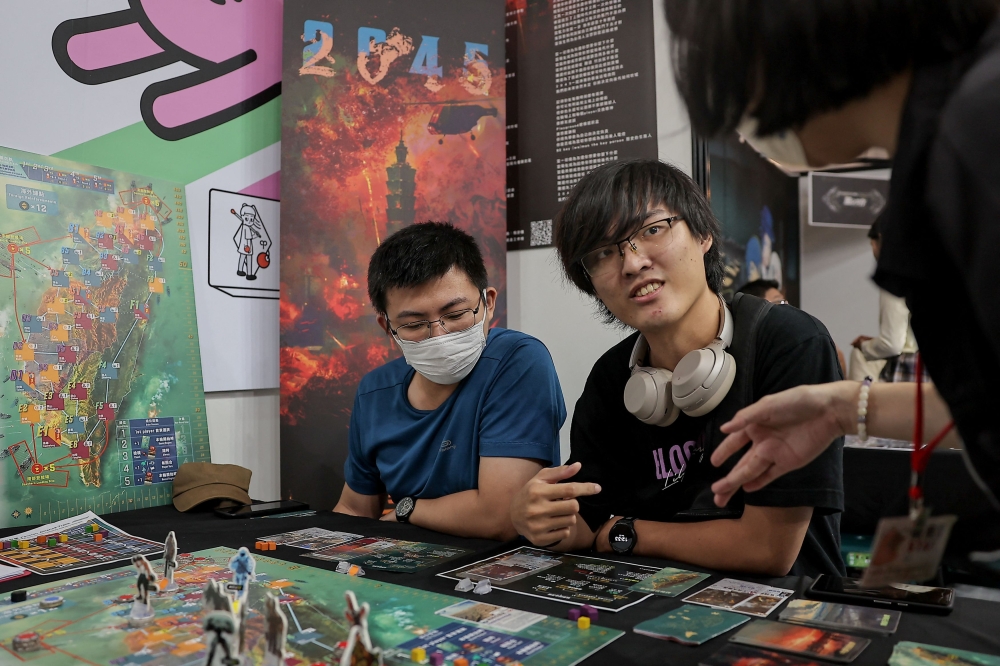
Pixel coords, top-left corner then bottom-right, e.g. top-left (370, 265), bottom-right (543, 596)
top-left (345, 328), bottom-right (566, 500)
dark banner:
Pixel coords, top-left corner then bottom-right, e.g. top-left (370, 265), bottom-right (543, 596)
top-left (703, 134), bottom-right (801, 306)
top-left (280, 0), bottom-right (506, 508)
top-left (506, 0), bottom-right (659, 250)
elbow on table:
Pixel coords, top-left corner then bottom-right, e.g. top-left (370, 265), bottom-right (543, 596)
top-left (751, 541), bottom-right (799, 577)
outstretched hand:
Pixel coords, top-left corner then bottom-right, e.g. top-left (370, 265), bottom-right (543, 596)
top-left (510, 462), bottom-right (600, 546)
top-left (710, 381), bottom-right (858, 507)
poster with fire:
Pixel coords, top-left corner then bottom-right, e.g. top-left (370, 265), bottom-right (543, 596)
top-left (280, 1), bottom-right (507, 508)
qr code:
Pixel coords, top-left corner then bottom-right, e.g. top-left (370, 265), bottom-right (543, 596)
top-left (530, 219), bottom-right (553, 247)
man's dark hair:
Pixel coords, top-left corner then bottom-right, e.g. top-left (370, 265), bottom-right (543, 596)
top-left (367, 222), bottom-right (488, 314)
top-left (664, 0), bottom-right (1000, 138)
top-left (737, 279), bottom-right (781, 299)
top-left (554, 159), bottom-right (725, 323)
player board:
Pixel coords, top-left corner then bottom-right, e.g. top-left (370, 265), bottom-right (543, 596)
top-left (0, 146), bottom-right (211, 529)
top-left (439, 547), bottom-right (660, 612)
top-left (0, 511), bottom-right (161, 575)
top-left (0, 547), bottom-right (622, 665)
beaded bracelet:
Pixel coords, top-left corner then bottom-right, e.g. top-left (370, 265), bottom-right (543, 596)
top-left (857, 376), bottom-right (873, 441)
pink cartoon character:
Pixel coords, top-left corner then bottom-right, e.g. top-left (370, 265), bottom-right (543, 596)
top-left (52, 0), bottom-right (283, 141)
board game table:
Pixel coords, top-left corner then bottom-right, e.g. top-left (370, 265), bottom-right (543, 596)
top-left (0, 505), bottom-right (998, 665)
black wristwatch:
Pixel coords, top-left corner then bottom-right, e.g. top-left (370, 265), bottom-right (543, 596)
top-left (608, 517), bottom-right (637, 555)
top-left (395, 497), bottom-right (417, 523)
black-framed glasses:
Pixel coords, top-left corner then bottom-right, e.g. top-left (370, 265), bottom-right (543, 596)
top-left (579, 216), bottom-right (683, 280)
top-left (387, 292), bottom-right (485, 342)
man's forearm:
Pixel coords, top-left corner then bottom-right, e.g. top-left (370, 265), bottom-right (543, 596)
top-left (625, 517), bottom-right (802, 577)
top-left (410, 491), bottom-right (519, 541)
top-left (867, 383), bottom-right (960, 446)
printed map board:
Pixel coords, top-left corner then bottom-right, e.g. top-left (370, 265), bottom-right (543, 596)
top-left (0, 547), bottom-right (622, 666)
top-left (0, 146), bottom-right (210, 528)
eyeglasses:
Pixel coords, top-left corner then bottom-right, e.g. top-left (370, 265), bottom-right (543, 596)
top-left (387, 293), bottom-right (485, 342)
top-left (579, 216), bottom-right (683, 280)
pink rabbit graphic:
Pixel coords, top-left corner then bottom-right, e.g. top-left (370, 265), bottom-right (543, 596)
top-left (52, 0), bottom-right (283, 141)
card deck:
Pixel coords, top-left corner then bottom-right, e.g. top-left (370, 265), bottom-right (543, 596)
top-left (683, 578), bottom-right (794, 617)
top-left (630, 567), bottom-right (710, 597)
top-left (888, 641), bottom-right (1000, 666)
top-left (633, 604), bottom-right (749, 645)
top-left (701, 644), bottom-right (825, 666)
top-left (779, 599), bottom-right (900, 635)
top-left (729, 620), bottom-right (871, 663)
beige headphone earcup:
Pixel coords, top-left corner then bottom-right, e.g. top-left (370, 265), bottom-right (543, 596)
top-left (672, 341), bottom-right (736, 416)
top-left (684, 351), bottom-right (735, 417)
top-left (624, 368), bottom-right (680, 427)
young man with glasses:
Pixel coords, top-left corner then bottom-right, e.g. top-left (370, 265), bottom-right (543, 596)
top-left (333, 222), bottom-right (566, 540)
top-left (510, 160), bottom-right (845, 576)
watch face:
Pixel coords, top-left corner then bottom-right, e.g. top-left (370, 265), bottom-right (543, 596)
top-left (396, 497), bottom-right (414, 516)
top-left (609, 521), bottom-right (635, 554)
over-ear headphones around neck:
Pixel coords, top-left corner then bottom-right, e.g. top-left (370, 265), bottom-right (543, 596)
top-left (624, 295), bottom-right (736, 426)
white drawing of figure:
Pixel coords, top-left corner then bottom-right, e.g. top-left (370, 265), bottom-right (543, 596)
top-left (232, 204), bottom-right (271, 281)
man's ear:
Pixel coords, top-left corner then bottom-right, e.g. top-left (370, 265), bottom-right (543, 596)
top-left (701, 233), bottom-right (714, 255)
top-left (376, 312), bottom-right (390, 334)
top-left (484, 287), bottom-right (498, 314)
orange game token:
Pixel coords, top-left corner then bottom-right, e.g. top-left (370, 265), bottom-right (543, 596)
top-left (255, 541), bottom-right (265, 551)
top-left (93, 533), bottom-right (103, 542)
top-left (454, 658), bottom-right (469, 666)
top-left (267, 541), bottom-right (277, 550)
top-left (35, 536), bottom-right (46, 545)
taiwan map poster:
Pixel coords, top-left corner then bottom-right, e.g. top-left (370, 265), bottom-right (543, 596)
top-left (0, 147), bottom-right (210, 528)
top-left (280, 1), bottom-right (507, 508)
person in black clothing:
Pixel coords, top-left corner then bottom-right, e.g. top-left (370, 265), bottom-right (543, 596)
top-left (736, 279), bottom-right (784, 304)
top-left (662, 0), bottom-right (1000, 510)
top-left (510, 159), bottom-right (846, 577)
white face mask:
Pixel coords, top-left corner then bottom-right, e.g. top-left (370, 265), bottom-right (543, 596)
top-left (736, 117), bottom-right (812, 171)
top-left (396, 303), bottom-right (488, 385)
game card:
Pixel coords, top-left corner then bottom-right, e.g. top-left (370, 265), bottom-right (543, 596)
top-left (439, 547), bottom-right (659, 612)
top-left (701, 644), bottom-right (825, 666)
top-left (888, 641), bottom-right (1000, 666)
top-left (860, 514), bottom-right (956, 588)
top-left (683, 578), bottom-right (793, 617)
top-left (458, 551), bottom-right (561, 582)
top-left (633, 604), bottom-right (749, 645)
top-left (257, 527), bottom-right (362, 550)
top-left (436, 600), bottom-right (545, 632)
top-left (305, 537), bottom-right (470, 572)
top-left (779, 599), bottom-right (900, 635)
top-left (630, 567), bottom-right (710, 597)
top-left (729, 620), bottom-right (871, 663)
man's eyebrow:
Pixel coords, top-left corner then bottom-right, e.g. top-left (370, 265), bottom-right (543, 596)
top-left (395, 296), bottom-right (469, 319)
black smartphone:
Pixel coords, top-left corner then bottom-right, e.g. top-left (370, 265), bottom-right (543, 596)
top-left (214, 500), bottom-right (309, 519)
top-left (808, 574), bottom-right (955, 615)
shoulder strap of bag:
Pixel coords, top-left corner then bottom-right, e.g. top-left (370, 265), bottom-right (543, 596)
top-left (671, 292), bottom-right (773, 521)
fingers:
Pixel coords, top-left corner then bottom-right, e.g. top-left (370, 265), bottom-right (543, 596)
top-left (711, 429), bottom-right (750, 466)
top-left (710, 449), bottom-right (774, 503)
top-left (534, 462), bottom-right (582, 483)
top-left (534, 527), bottom-right (571, 545)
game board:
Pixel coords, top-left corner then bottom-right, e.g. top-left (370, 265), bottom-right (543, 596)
top-left (0, 146), bottom-right (211, 529)
top-left (0, 547), bottom-right (622, 665)
top-left (0, 511), bottom-right (162, 574)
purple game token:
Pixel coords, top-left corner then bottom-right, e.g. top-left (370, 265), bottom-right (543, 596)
top-left (581, 604), bottom-right (598, 621)
top-left (429, 652), bottom-right (445, 666)
top-left (567, 608), bottom-right (581, 621)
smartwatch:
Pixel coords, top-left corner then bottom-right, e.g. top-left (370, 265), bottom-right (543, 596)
top-left (608, 517), bottom-right (637, 555)
top-left (394, 497), bottom-right (417, 523)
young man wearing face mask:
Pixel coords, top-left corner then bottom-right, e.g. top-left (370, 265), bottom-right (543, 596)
top-left (510, 160), bottom-right (845, 577)
top-left (333, 222), bottom-right (566, 540)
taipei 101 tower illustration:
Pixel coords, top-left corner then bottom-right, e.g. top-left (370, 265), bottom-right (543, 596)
top-left (385, 131), bottom-right (416, 234)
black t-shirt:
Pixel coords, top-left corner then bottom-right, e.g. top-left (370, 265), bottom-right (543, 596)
top-left (567, 304), bottom-right (846, 577)
top-left (874, 16), bottom-right (1000, 505)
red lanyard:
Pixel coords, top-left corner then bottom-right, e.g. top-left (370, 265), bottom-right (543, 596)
top-left (909, 353), bottom-right (954, 507)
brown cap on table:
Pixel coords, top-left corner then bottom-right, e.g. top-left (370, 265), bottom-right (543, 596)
top-left (172, 462), bottom-right (252, 512)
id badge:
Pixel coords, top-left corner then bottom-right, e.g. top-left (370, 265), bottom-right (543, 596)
top-left (859, 513), bottom-right (956, 588)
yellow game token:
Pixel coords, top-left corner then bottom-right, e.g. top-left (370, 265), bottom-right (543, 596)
top-left (577, 616), bottom-right (590, 629)
top-left (410, 646), bottom-right (427, 662)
